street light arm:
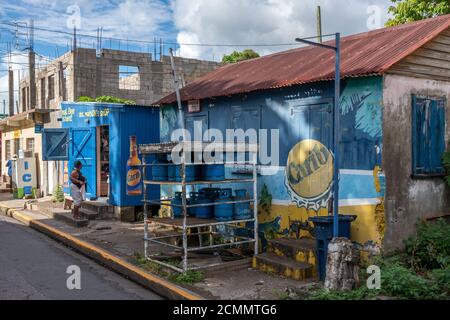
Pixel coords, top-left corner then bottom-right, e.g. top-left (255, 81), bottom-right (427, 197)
top-left (295, 38), bottom-right (337, 51)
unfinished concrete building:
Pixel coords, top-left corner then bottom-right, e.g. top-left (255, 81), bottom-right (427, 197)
top-left (19, 48), bottom-right (220, 109)
top-left (1, 48), bottom-right (220, 197)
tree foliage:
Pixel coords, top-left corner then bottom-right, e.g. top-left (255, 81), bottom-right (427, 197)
top-left (77, 95), bottom-right (136, 105)
top-left (386, 0), bottom-right (450, 26)
top-left (222, 49), bottom-right (260, 64)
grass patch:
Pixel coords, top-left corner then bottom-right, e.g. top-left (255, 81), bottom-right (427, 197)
top-left (132, 252), bottom-right (204, 285)
top-left (170, 270), bottom-right (204, 285)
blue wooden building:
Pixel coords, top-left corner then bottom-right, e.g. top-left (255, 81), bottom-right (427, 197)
top-left (157, 15), bottom-right (450, 254)
top-left (43, 102), bottom-right (160, 215)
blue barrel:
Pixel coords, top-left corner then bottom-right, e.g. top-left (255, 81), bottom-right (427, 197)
top-left (215, 188), bottom-right (234, 221)
top-left (171, 192), bottom-right (183, 218)
top-left (188, 192), bottom-right (197, 217)
top-left (152, 159), bottom-right (168, 181)
top-left (169, 164), bottom-right (197, 182)
top-left (199, 187), bottom-right (221, 200)
top-left (309, 215), bottom-right (357, 281)
top-left (195, 165), bottom-right (202, 181)
top-left (195, 189), bottom-right (214, 219)
top-left (234, 189), bottom-right (251, 220)
top-left (202, 164), bottom-right (225, 181)
top-left (168, 163), bottom-right (176, 181)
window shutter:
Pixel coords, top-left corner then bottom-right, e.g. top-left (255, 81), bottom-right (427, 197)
top-left (430, 99), bottom-right (446, 174)
top-left (42, 128), bottom-right (69, 161)
top-left (412, 95), bottom-right (446, 175)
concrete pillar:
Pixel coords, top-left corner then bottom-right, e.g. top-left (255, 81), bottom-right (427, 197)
top-left (8, 69), bottom-right (14, 115)
top-left (324, 238), bottom-right (360, 291)
top-left (58, 61), bottom-right (66, 101)
top-left (28, 51), bottom-right (36, 109)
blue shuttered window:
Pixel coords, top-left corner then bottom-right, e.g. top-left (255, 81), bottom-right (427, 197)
top-left (42, 128), bottom-right (69, 161)
top-left (412, 95), bottom-right (446, 175)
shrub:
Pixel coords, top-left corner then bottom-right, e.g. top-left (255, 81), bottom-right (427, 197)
top-left (380, 262), bottom-right (438, 299)
top-left (52, 185), bottom-right (65, 203)
top-left (431, 267), bottom-right (450, 296)
top-left (404, 219), bottom-right (450, 271)
top-left (77, 95), bottom-right (136, 105)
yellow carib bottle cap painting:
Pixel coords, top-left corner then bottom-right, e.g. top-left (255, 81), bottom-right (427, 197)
top-left (285, 139), bottom-right (334, 211)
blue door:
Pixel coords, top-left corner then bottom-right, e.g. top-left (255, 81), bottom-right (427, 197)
top-left (69, 127), bottom-right (97, 200)
top-left (291, 103), bottom-right (332, 147)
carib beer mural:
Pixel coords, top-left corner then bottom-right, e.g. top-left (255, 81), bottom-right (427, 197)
top-left (160, 76), bottom-right (386, 250)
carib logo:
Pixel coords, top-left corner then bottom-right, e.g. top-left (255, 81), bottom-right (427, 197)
top-left (285, 139), bottom-right (334, 211)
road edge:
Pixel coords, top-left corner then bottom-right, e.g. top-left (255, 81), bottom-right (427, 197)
top-left (0, 203), bottom-right (204, 300)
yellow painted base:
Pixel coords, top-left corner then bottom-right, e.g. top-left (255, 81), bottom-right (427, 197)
top-left (259, 203), bottom-right (384, 247)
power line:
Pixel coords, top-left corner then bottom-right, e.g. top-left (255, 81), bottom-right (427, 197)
top-left (0, 21), bottom-right (321, 48)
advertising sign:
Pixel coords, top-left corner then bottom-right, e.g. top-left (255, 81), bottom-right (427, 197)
top-left (285, 139), bottom-right (334, 211)
top-left (12, 157), bottom-right (37, 198)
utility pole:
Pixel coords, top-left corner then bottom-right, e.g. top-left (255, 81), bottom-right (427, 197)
top-left (28, 19), bottom-right (36, 110)
top-left (296, 33), bottom-right (341, 238)
top-left (154, 37), bottom-right (157, 61)
top-left (3, 100), bottom-right (6, 116)
top-left (8, 68), bottom-right (14, 115)
top-left (317, 6), bottom-right (323, 43)
top-left (59, 61), bottom-right (66, 101)
top-left (73, 25), bottom-right (77, 51)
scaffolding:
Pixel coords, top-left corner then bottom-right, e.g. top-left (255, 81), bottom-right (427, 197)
top-left (139, 141), bottom-right (259, 273)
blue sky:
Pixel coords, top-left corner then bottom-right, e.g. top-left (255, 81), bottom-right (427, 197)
top-left (0, 0), bottom-right (392, 109)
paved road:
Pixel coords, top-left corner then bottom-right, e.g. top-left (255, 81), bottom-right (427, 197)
top-left (0, 214), bottom-right (163, 300)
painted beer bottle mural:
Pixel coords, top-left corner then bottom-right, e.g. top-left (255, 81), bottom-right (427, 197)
top-left (126, 136), bottom-right (142, 196)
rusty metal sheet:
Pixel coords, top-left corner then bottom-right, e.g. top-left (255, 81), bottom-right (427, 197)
top-left (158, 14), bottom-right (450, 105)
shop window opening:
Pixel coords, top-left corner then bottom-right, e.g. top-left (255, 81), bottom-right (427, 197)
top-left (99, 125), bottom-right (110, 197)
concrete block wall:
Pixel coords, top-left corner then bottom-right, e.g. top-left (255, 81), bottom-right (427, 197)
top-left (19, 48), bottom-right (221, 110)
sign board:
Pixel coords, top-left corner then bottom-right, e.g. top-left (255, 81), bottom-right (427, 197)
top-left (35, 124), bottom-right (43, 133)
top-left (12, 157), bottom-right (37, 198)
top-left (188, 100), bottom-right (201, 113)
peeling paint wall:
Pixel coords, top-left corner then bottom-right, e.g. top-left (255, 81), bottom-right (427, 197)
top-left (382, 74), bottom-right (450, 251)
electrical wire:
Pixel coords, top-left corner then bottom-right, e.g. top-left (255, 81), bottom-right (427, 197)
top-left (0, 21), bottom-right (332, 48)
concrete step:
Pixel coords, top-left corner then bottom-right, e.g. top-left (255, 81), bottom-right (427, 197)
top-left (53, 211), bottom-right (89, 228)
top-left (268, 237), bottom-right (317, 266)
top-left (79, 208), bottom-right (99, 220)
top-left (81, 201), bottom-right (109, 212)
top-left (81, 201), bottom-right (113, 219)
top-left (253, 252), bottom-right (315, 281)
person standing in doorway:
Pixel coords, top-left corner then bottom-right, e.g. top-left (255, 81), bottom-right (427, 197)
top-left (70, 161), bottom-right (86, 219)
top-left (5, 154), bottom-right (17, 193)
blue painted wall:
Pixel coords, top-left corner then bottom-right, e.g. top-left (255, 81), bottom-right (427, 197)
top-left (61, 102), bottom-right (160, 207)
top-left (160, 76), bottom-right (384, 206)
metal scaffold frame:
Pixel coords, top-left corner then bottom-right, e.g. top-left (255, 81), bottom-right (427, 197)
top-left (139, 141), bottom-right (259, 273)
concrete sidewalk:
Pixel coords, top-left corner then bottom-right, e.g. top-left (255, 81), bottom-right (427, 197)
top-left (0, 194), bottom-right (315, 300)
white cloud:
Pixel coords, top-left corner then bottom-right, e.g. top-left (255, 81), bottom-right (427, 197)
top-left (1, 0), bottom-right (173, 49)
top-left (0, 51), bottom-right (42, 115)
top-left (172, 0), bottom-right (392, 60)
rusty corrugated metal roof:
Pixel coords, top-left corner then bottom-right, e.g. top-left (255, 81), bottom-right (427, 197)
top-left (158, 14), bottom-right (450, 105)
